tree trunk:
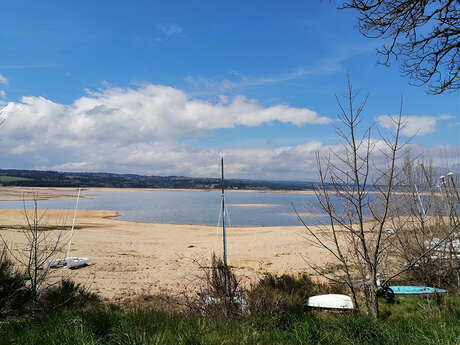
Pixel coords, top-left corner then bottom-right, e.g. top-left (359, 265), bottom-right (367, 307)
top-left (367, 272), bottom-right (379, 318)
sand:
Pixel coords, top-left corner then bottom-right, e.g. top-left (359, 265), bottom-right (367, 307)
top-left (0, 208), bottom-right (334, 302)
top-left (0, 187), bottom-right (83, 201)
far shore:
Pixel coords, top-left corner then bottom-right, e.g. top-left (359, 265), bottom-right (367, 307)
top-left (0, 186), bottom-right (440, 202)
top-left (0, 186), bottom-right (318, 201)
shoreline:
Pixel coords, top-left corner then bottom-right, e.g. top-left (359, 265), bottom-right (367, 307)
top-left (0, 186), bottom-right (439, 202)
top-left (0, 186), bottom-right (318, 201)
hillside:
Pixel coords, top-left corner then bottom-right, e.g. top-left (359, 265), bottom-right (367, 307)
top-left (0, 169), bottom-right (318, 191)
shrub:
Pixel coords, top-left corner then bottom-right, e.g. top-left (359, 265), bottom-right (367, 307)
top-left (187, 253), bottom-right (247, 318)
top-left (247, 273), bottom-right (346, 314)
top-left (0, 247), bottom-right (31, 317)
top-left (39, 279), bottom-right (100, 312)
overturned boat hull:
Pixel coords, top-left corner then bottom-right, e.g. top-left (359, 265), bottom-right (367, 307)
top-left (389, 286), bottom-right (447, 295)
top-left (66, 257), bottom-right (90, 269)
top-left (307, 294), bottom-right (354, 310)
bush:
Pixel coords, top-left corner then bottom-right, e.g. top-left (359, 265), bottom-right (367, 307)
top-left (39, 279), bottom-right (100, 312)
top-left (187, 253), bottom-right (246, 318)
top-left (403, 223), bottom-right (459, 290)
top-left (247, 273), bottom-right (346, 314)
top-left (0, 247), bottom-right (31, 317)
top-left (0, 245), bottom-right (100, 317)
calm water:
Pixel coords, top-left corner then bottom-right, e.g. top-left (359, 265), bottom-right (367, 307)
top-left (0, 190), bottom-right (330, 226)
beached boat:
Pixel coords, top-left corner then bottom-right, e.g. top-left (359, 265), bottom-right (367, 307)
top-left (307, 294), bottom-right (354, 310)
top-left (66, 256), bottom-right (91, 269)
top-left (48, 188), bottom-right (90, 270)
top-left (388, 286), bottom-right (447, 295)
top-left (48, 258), bottom-right (67, 268)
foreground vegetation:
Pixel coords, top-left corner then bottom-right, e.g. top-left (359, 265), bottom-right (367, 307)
top-left (1, 296), bottom-right (459, 345)
top-left (1, 262), bottom-right (458, 345)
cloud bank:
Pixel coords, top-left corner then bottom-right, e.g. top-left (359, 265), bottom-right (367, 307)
top-left (0, 83), bottom-right (457, 180)
top-left (0, 84), bottom-right (335, 178)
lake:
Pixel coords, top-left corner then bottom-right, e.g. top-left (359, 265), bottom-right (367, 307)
top-left (0, 190), bottom-right (329, 226)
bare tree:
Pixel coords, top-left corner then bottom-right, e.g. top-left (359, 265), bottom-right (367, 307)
top-left (0, 194), bottom-right (66, 310)
top-left (297, 79), bottom-right (405, 318)
top-left (339, 0), bottom-right (460, 94)
top-left (298, 80), bottom-right (459, 317)
top-left (388, 158), bottom-right (459, 289)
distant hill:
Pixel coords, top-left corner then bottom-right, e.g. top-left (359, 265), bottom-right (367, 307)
top-left (0, 169), bottom-right (319, 191)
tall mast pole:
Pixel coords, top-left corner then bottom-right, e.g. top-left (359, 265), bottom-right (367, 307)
top-left (221, 157), bottom-right (228, 267)
top-left (414, 183), bottom-right (426, 216)
top-left (66, 188), bottom-right (81, 258)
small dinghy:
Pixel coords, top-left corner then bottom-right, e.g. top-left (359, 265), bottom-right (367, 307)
top-left (48, 258), bottom-right (67, 268)
top-left (307, 294), bottom-right (354, 310)
top-left (48, 188), bottom-right (91, 270)
top-left (66, 257), bottom-right (91, 269)
top-left (389, 286), bottom-right (447, 295)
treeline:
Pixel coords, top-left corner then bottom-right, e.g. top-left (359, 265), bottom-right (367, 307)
top-left (0, 169), bottom-right (318, 191)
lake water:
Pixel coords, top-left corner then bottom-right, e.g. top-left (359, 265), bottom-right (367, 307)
top-left (0, 190), bottom-right (329, 226)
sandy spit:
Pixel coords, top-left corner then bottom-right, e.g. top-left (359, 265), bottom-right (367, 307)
top-left (0, 187), bottom-right (83, 201)
top-left (0, 187), bottom-right (318, 201)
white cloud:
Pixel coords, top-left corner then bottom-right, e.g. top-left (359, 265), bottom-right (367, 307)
top-left (0, 74), bottom-right (8, 85)
top-left (376, 114), bottom-right (455, 136)
top-left (1, 83), bottom-right (457, 180)
top-left (1, 84), bottom-right (330, 141)
top-left (0, 83), bottom-right (334, 178)
top-left (156, 23), bottom-right (184, 36)
top-left (0, 90), bottom-right (6, 98)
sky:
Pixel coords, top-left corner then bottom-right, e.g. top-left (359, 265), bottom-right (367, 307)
top-left (0, 1), bottom-right (458, 181)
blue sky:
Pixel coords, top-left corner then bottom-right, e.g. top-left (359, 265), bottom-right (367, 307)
top-left (0, 1), bottom-right (458, 180)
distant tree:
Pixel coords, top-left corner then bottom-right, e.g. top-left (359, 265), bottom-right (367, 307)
top-left (339, 0), bottom-right (459, 94)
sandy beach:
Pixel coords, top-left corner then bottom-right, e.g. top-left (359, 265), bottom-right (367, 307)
top-left (0, 207), bottom-right (333, 301)
top-left (1, 186), bottom-right (444, 302)
top-left (0, 187), bottom-right (86, 201)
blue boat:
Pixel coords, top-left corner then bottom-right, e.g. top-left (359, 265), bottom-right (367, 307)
top-left (389, 286), bottom-right (447, 295)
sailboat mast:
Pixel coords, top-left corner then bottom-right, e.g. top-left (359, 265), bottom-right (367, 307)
top-left (221, 157), bottom-right (228, 267)
top-left (66, 188), bottom-right (81, 258)
top-left (414, 183), bottom-right (426, 216)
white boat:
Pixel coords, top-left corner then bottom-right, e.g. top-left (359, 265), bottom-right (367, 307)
top-left (48, 188), bottom-right (91, 270)
top-left (66, 256), bottom-right (91, 269)
top-left (48, 258), bottom-right (67, 268)
top-left (307, 294), bottom-right (354, 310)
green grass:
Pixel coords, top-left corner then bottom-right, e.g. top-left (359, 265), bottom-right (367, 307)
top-left (1, 297), bottom-right (458, 345)
top-left (0, 176), bottom-right (32, 182)
top-left (0, 266), bottom-right (457, 345)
